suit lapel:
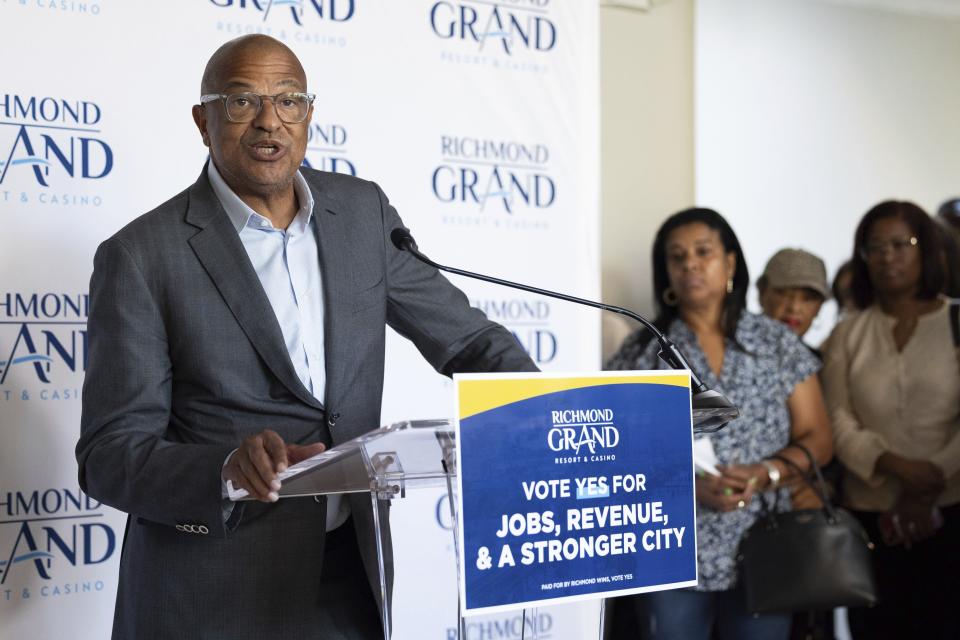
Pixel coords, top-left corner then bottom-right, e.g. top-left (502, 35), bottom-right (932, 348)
top-left (184, 168), bottom-right (324, 411)
top-left (307, 180), bottom-right (352, 410)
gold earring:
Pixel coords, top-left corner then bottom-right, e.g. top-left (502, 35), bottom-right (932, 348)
top-left (662, 287), bottom-right (678, 306)
top-left (727, 278), bottom-right (734, 294)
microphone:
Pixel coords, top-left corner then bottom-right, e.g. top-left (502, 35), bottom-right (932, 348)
top-left (390, 228), bottom-right (739, 433)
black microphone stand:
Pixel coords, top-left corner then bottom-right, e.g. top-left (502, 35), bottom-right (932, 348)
top-left (391, 228), bottom-right (739, 433)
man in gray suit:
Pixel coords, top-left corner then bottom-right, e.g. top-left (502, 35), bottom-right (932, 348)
top-left (77, 35), bottom-right (535, 639)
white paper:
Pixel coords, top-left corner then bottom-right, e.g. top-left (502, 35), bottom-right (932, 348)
top-left (227, 447), bottom-right (349, 501)
top-left (693, 437), bottom-right (722, 477)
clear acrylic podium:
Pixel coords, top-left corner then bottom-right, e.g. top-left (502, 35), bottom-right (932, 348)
top-left (274, 419), bottom-right (607, 640)
top-left (276, 419), bottom-right (470, 640)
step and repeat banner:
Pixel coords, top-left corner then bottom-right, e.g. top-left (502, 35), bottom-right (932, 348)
top-left (0, 1), bottom-right (599, 638)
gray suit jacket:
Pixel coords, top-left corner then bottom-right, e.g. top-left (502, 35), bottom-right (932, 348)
top-left (77, 165), bottom-right (536, 639)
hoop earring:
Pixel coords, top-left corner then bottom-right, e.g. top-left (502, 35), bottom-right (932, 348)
top-left (662, 287), bottom-right (678, 306)
top-left (726, 278), bottom-right (734, 294)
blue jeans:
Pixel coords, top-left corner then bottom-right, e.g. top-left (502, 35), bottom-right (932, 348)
top-left (634, 586), bottom-right (791, 640)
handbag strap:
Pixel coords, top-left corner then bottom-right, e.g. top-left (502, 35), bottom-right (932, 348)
top-left (947, 301), bottom-right (960, 417)
top-left (755, 482), bottom-right (781, 516)
top-left (770, 442), bottom-right (839, 522)
top-left (950, 300), bottom-right (959, 347)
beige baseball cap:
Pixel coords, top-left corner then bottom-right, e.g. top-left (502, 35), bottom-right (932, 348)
top-left (758, 248), bottom-right (830, 299)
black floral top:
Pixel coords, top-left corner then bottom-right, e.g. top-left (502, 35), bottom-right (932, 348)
top-left (606, 311), bottom-right (820, 591)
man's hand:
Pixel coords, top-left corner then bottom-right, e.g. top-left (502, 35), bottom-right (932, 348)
top-left (222, 429), bottom-right (326, 502)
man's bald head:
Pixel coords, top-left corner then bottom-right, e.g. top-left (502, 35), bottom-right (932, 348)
top-left (200, 35), bottom-right (306, 95)
top-left (192, 35), bottom-right (313, 204)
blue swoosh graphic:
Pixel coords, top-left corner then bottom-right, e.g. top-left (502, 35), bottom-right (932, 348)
top-left (0, 551), bottom-right (56, 567)
top-left (0, 355), bottom-right (55, 367)
top-left (0, 157), bottom-right (51, 169)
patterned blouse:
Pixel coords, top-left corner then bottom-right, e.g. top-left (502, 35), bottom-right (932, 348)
top-left (606, 311), bottom-right (820, 591)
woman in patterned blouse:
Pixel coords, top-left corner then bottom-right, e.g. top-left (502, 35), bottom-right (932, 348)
top-left (606, 208), bottom-right (832, 640)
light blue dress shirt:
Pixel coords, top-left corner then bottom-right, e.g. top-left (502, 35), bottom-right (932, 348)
top-left (209, 161), bottom-right (347, 530)
top-left (208, 162), bottom-right (326, 400)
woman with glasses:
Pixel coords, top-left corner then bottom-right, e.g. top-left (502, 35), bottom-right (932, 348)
top-left (607, 208), bottom-right (832, 640)
top-left (822, 200), bottom-right (959, 639)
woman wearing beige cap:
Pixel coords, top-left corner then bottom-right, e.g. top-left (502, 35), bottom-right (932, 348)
top-left (758, 248), bottom-right (837, 640)
top-left (757, 248), bottom-right (830, 346)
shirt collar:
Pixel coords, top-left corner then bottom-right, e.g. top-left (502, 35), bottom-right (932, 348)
top-left (206, 159), bottom-right (315, 234)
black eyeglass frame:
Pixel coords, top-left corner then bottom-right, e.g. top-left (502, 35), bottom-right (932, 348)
top-left (199, 92), bottom-right (316, 124)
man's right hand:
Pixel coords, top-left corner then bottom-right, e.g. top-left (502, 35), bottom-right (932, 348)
top-left (222, 429), bottom-right (326, 502)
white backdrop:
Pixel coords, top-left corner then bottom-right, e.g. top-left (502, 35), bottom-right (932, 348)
top-left (0, 2), bottom-right (600, 638)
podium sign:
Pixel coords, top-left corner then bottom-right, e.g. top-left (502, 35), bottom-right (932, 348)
top-left (454, 371), bottom-right (697, 614)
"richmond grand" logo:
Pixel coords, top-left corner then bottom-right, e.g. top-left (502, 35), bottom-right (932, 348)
top-left (0, 94), bottom-right (113, 194)
top-left (0, 293), bottom-right (88, 391)
top-left (433, 135), bottom-right (555, 215)
top-left (548, 408), bottom-right (619, 457)
top-left (430, 0), bottom-right (556, 55)
top-left (0, 487), bottom-right (117, 595)
top-left (208, 0), bottom-right (356, 25)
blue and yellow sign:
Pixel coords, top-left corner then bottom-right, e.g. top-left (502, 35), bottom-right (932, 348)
top-left (454, 371), bottom-right (697, 614)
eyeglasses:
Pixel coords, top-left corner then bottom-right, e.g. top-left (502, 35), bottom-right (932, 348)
top-left (859, 236), bottom-right (918, 261)
top-left (199, 92), bottom-right (315, 124)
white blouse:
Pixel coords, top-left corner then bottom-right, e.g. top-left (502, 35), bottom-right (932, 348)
top-left (822, 299), bottom-right (960, 511)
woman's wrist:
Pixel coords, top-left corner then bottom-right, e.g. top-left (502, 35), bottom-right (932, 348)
top-left (761, 459), bottom-right (783, 488)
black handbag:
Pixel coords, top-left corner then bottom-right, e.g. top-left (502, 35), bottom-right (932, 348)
top-left (737, 444), bottom-right (879, 614)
